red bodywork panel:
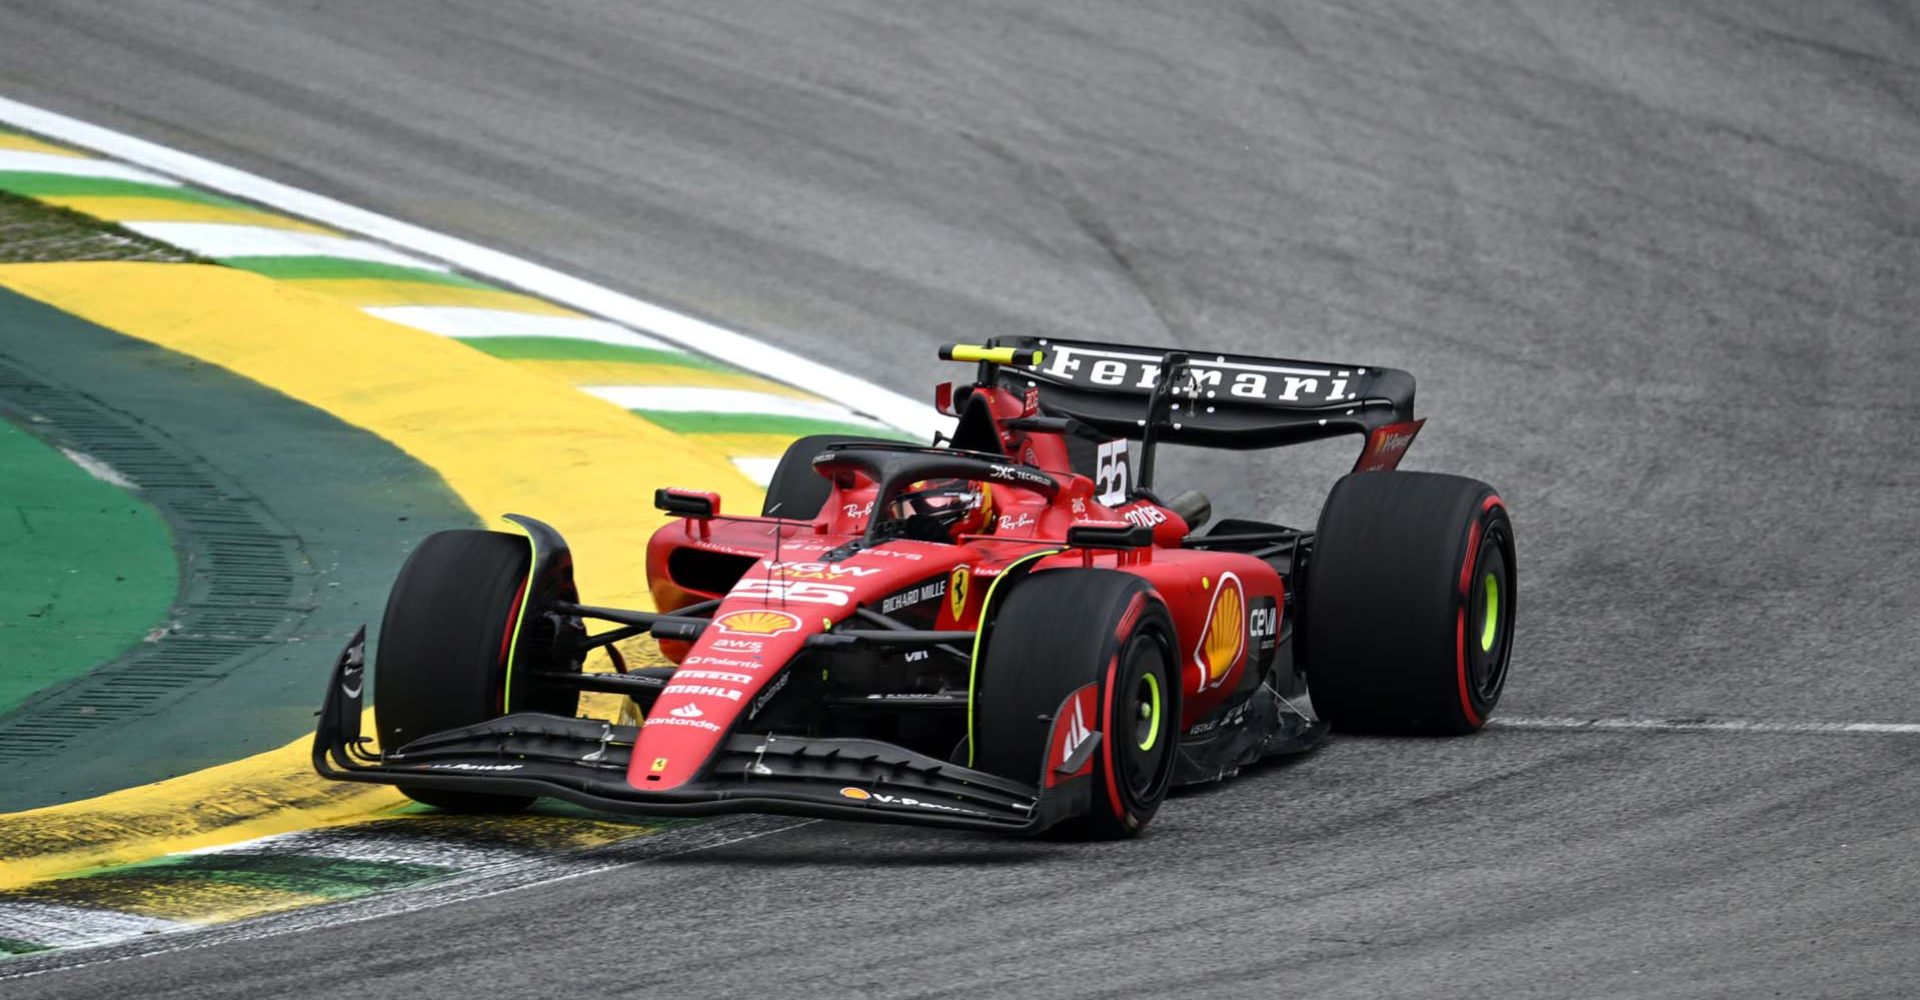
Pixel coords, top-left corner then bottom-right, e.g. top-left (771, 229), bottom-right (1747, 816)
top-left (638, 385), bottom-right (1283, 793)
top-left (1352, 418), bottom-right (1425, 473)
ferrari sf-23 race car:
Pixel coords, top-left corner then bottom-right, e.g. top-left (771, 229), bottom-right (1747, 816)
top-left (314, 338), bottom-right (1516, 839)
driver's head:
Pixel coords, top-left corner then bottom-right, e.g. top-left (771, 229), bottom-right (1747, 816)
top-left (887, 479), bottom-right (993, 542)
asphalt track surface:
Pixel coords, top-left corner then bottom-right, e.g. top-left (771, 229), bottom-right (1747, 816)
top-left (2, 1), bottom-right (1916, 996)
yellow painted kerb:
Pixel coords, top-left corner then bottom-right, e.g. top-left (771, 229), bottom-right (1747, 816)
top-left (0, 261), bottom-right (765, 885)
top-left (37, 195), bottom-right (340, 235)
top-left (0, 262), bottom-right (760, 606)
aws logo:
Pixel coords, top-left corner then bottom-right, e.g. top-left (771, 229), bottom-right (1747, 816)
top-left (1193, 572), bottom-right (1246, 692)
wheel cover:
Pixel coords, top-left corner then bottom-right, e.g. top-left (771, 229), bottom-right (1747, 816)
top-left (1135, 671), bottom-right (1163, 752)
top-left (1467, 524), bottom-right (1513, 703)
top-left (1480, 572), bottom-right (1500, 653)
top-left (1118, 633), bottom-right (1174, 800)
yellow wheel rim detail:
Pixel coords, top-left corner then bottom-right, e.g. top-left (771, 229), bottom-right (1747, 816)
top-left (1137, 671), bottom-right (1163, 752)
top-left (1480, 572), bottom-right (1500, 653)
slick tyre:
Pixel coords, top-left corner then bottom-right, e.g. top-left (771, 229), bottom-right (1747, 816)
top-left (975, 569), bottom-right (1179, 839)
top-left (761, 434), bottom-right (900, 518)
top-left (375, 529), bottom-right (580, 812)
top-left (1301, 471), bottom-right (1515, 735)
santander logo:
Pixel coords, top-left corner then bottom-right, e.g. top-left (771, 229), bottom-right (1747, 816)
top-left (670, 703), bottom-right (704, 719)
top-left (1374, 431), bottom-right (1414, 455)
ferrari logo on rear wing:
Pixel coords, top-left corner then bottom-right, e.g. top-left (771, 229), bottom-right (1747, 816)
top-left (1038, 342), bottom-right (1360, 407)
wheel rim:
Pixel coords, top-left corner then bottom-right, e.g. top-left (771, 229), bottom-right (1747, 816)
top-left (1480, 572), bottom-right (1500, 653)
top-left (1118, 633), bottom-right (1174, 800)
top-left (1467, 523), bottom-right (1513, 703)
top-left (1134, 671), bottom-right (1163, 752)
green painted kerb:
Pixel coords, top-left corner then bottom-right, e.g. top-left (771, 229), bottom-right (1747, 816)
top-left (222, 255), bottom-right (494, 289)
top-left (0, 419), bottom-right (176, 714)
top-left (633, 410), bottom-right (916, 440)
top-left (0, 173), bottom-right (234, 206)
top-left (465, 335), bottom-right (732, 372)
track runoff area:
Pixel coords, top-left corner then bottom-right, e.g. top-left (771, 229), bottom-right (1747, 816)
top-left (0, 96), bottom-right (1915, 971)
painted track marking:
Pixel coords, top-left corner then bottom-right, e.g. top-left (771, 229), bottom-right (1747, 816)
top-left (0, 817), bottom-right (813, 982)
top-left (0, 96), bottom-right (945, 440)
top-left (1494, 716), bottom-right (1920, 736)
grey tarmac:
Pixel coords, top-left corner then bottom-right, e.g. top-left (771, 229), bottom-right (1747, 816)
top-left (0, 0), bottom-right (1913, 996)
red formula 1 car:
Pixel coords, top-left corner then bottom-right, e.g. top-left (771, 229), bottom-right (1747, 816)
top-left (314, 338), bottom-right (1516, 838)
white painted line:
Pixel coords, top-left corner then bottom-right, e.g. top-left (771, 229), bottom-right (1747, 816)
top-left (0, 816), bottom-right (810, 980)
top-left (193, 829), bottom-right (532, 871)
top-left (363, 305), bottom-right (673, 351)
top-left (0, 903), bottom-right (186, 950)
top-left (730, 456), bottom-right (780, 486)
top-left (1493, 716), bottom-right (1920, 736)
top-left (118, 222), bottom-right (449, 270)
top-left (58, 447), bottom-right (137, 490)
top-left (0, 149), bottom-right (178, 185)
top-left (582, 385), bottom-right (886, 427)
top-left (0, 96), bottom-right (947, 440)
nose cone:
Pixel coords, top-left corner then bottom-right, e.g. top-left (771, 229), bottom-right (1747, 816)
top-left (625, 605), bottom-right (817, 790)
top-left (629, 551), bottom-right (954, 789)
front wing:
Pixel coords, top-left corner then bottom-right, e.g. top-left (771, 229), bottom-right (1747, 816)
top-left (312, 630), bottom-right (1096, 834)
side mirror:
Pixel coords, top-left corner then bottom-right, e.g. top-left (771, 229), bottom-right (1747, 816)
top-left (1065, 521), bottom-right (1154, 549)
top-left (654, 488), bottom-right (719, 519)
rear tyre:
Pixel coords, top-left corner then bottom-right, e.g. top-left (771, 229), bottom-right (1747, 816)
top-left (1301, 471), bottom-right (1515, 734)
top-left (375, 529), bottom-right (581, 812)
top-left (761, 434), bottom-right (899, 518)
top-left (975, 570), bottom-right (1179, 839)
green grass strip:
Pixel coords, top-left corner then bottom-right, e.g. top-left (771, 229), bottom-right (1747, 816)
top-left (0, 937), bottom-right (50, 955)
top-left (223, 254), bottom-right (495, 289)
top-left (0, 172), bottom-right (238, 206)
top-left (462, 335), bottom-right (726, 370)
top-left (86, 854), bottom-right (455, 900)
top-left (632, 410), bottom-right (915, 440)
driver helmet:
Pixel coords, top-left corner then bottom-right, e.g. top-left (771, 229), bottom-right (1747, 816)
top-left (887, 479), bottom-right (994, 542)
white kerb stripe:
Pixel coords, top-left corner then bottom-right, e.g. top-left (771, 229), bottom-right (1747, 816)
top-left (730, 456), bottom-right (780, 486)
top-left (363, 306), bottom-right (674, 351)
top-left (191, 830), bottom-right (533, 871)
top-left (0, 96), bottom-right (944, 439)
top-left (119, 222), bottom-right (449, 271)
top-left (0, 149), bottom-right (180, 185)
top-left (582, 386), bottom-right (884, 426)
top-left (0, 903), bottom-right (187, 949)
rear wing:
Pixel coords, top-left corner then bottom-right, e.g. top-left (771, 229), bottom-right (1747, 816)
top-left (988, 336), bottom-right (1414, 447)
top-left (976, 337), bottom-right (1422, 488)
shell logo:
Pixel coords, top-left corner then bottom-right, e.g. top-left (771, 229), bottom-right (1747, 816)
top-left (713, 609), bottom-right (802, 636)
top-left (839, 787), bottom-right (871, 800)
top-left (1193, 572), bottom-right (1246, 692)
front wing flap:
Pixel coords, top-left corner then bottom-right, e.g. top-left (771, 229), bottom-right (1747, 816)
top-left (313, 631), bottom-right (1096, 834)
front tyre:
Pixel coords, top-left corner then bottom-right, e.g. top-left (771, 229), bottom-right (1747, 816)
top-left (375, 529), bottom-right (581, 812)
top-left (1301, 471), bottom-right (1516, 735)
top-left (975, 569), bottom-right (1179, 839)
